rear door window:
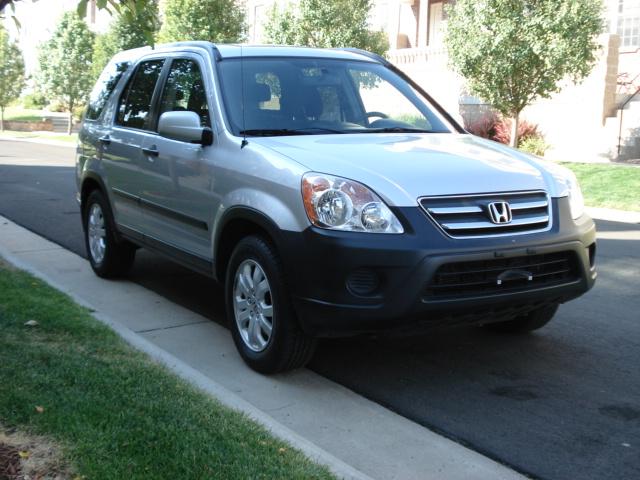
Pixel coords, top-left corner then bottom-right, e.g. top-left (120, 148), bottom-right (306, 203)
top-left (116, 59), bottom-right (165, 130)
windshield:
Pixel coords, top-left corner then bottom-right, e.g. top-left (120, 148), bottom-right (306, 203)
top-left (217, 57), bottom-right (453, 136)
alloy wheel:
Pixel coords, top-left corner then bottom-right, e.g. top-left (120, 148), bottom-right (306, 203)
top-left (233, 259), bottom-right (274, 352)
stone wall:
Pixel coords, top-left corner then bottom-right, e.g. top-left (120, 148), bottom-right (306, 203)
top-left (3, 120), bottom-right (54, 132)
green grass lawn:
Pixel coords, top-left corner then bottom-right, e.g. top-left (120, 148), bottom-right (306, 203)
top-left (0, 261), bottom-right (334, 480)
top-left (562, 162), bottom-right (640, 212)
top-left (2, 106), bottom-right (48, 122)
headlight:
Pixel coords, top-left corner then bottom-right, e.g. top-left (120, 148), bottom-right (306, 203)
top-left (302, 173), bottom-right (404, 233)
top-left (565, 171), bottom-right (585, 220)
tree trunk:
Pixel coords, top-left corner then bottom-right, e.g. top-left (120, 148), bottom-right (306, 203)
top-left (510, 113), bottom-right (519, 148)
top-left (67, 110), bottom-right (72, 135)
top-left (0, 107), bottom-right (4, 132)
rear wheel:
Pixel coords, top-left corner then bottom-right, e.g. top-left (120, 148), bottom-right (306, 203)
top-left (83, 190), bottom-right (135, 278)
top-left (484, 304), bottom-right (559, 333)
top-left (225, 235), bottom-right (316, 373)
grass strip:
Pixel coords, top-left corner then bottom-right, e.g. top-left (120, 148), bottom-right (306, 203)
top-left (3, 107), bottom-right (48, 122)
top-left (0, 261), bottom-right (334, 480)
top-left (0, 131), bottom-right (77, 143)
top-left (562, 162), bottom-right (640, 212)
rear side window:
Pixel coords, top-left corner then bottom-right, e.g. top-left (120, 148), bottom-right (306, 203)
top-left (85, 60), bottom-right (130, 120)
top-left (116, 59), bottom-right (165, 130)
top-left (158, 59), bottom-right (210, 127)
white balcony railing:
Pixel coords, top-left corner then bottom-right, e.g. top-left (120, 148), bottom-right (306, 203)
top-left (386, 46), bottom-right (449, 65)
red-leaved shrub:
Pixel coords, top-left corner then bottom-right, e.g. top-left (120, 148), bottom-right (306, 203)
top-left (465, 113), bottom-right (542, 146)
top-left (464, 111), bottom-right (499, 140)
top-left (493, 118), bottom-right (541, 145)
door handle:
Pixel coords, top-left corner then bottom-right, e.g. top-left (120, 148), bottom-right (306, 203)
top-left (142, 146), bottom-right (159, 157)
top-left (98, 135), bottom-right (111, 145)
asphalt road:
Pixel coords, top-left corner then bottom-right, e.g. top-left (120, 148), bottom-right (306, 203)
top-left (1, 139), bottom-right (639, 480)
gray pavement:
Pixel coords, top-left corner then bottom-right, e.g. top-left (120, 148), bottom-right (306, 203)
top-left (1, 138), bottom-right (639, 480)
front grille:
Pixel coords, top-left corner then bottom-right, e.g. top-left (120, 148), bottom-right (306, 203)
top-left (425, 251), bottom-right (580, 299)
top-left (419, 190), bottom-right (551, 237)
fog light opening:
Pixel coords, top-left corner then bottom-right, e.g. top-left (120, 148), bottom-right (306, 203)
top-left (588, 242), bottom-right (596, 268)
top-left (346, 268), bottom-right (381, 296)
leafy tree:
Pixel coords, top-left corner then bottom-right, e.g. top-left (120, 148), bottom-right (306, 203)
top-left (264, 0), bottom-right (388, 57)
top-left (445, 0), bottom-right (604, 147)
top-left (158, 0), bottom-right (245, 44)
top-left (92, 0), bottom-right (159, 79)
top-left (0, 24), bottom-right (25, 131)
top-left (1, 1), bottom-right (156, 38)
top-left (38, 11), bottom-right (94, 134)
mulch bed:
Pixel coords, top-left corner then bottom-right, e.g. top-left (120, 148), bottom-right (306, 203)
top-left (0, 442), bottom-right (21, 480)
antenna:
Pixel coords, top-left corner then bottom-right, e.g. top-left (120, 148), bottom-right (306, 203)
top-left (240, 44), bottom-right (248, 149)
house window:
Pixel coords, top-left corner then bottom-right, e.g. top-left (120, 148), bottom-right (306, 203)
top-left (428, 1), bottom-right (446, 46)
top-left (252, 4), bottom-right (267, 43)
top-left (617, 0), bottom-right (640, 47)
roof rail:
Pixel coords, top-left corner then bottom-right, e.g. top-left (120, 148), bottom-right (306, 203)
top-left (159, 40), bottom-right (212, 47)
top-left (338, 48), bottom-right (389, 66)
top-left (153, 40), bottom-right (221, 60)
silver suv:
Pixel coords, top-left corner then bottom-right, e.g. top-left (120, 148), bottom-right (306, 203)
top-left (77, 42), bottom-right (597, 373)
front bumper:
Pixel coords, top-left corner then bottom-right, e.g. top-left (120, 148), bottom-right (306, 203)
top-left (280, 198), bottom-right (597, 337)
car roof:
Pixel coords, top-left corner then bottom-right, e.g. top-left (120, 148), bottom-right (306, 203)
top-left (111, 42), bottom-right (382, 64)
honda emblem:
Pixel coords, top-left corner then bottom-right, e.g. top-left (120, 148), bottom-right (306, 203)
top-left (487, 201), bottom-right (513, 224)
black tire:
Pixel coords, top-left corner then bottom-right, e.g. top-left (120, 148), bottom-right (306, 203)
top-left (225, 235), bottom-right (316, 374)
top-left (83, 189), bottom-right (136, 278)
top-left (484, 304), bottom-right (559, 333)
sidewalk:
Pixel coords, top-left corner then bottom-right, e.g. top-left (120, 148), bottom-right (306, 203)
top-left (586, 206), bottom-right (640, 224)
top-left (0, 215), bottom-right (523, 480)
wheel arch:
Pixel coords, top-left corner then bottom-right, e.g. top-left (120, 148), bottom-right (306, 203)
top-left (214, 207), bottom-right (286, 283)
top-left (80, 172), bottom-right (109, 214)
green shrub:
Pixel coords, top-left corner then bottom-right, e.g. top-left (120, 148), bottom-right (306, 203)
top-left (73, 104), bottom-right (86, 122)
top-left (519, 135), bottom-right (549, 156)
top-left (22, 92), bottom-right (47, 109)
top-left (392, 114), bottom-right (430, 129)
top-left (46, 100), bottom-right (66, 113)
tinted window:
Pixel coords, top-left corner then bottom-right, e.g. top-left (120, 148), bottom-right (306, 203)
top-left (159, 59), bottom-right (210, 127)
top-left (217, 58), bottom-right (452, 136)
top-left (116, 59), bottom-right (164, 130)
top-left (85, 60), bottom-right (130, 120)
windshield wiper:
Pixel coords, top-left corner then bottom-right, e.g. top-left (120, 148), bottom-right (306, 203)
top-left (239, 127), bottom-right (344, 137)
top-left (357, 127), bottom-right (436, 134)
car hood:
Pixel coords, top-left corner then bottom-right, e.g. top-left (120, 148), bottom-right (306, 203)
top-left (253, 133), bottom-right (561, 207)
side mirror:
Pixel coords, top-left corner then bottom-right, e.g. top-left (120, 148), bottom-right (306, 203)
top-left (158, 111), bottom-right (213, 146)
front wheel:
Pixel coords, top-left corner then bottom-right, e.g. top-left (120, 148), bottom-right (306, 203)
top-left (225, 235), bottom-right (316, 373)
top-left (484, 304), bottom-right (559, 333)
